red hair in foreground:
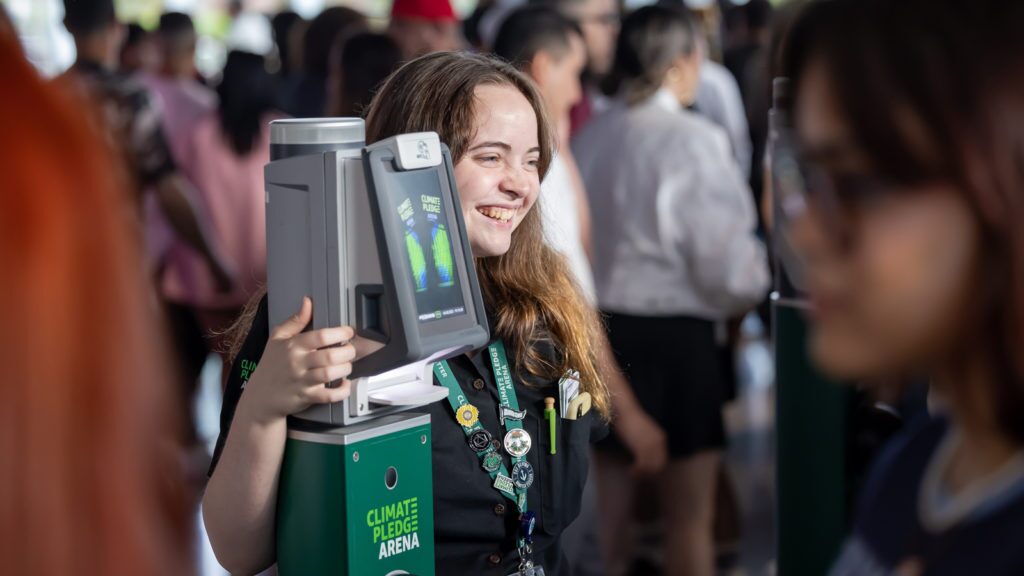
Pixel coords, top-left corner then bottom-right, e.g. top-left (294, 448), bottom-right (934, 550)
top-left (0, 34), bottom-right (190, 575)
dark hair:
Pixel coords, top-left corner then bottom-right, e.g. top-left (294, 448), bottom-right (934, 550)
top-left (122, 23), bottom-right (148, 48)
top-left (331, 32), bottom-right (402, 118)
top-left (272, 10), bottom-right (303, 75)
top-left (784, 0), bottom-right (1024, 444)
top-left (462, 0), bottom-right (496, 50)
top-left (157, 11), bottom-right (194, 56)
top-left (303, 6), bottom-right (367, 78)
top-left (745, 0), bottom-right (773, 31)
top-left (63, 0), bottom-right (116, 35)
top-left (607, 4), bottom-right (698, 104)
top-left (364, 51), bottom-right (609, 417)
top-left (217, 51), bottom-right (280, 155)
top-left (492, 6), bottom-right (582, 70)
top-left (158, 11), bottom-right (193, 36)
top-left (120, 22), bottom-right (148, 57)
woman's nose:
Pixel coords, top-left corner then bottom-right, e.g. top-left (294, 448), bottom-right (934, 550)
top-left (499, 165), bottom-right (531, 198)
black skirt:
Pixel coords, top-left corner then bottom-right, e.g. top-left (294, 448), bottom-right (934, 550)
top-left (597, 312), bottom-right (726, 459)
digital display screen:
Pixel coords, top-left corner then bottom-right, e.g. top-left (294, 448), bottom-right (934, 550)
top-left (390, 169), bottom-right (467, 323)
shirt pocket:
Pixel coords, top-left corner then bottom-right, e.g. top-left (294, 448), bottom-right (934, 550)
top-left (539, 412), bottom-right (593, 536)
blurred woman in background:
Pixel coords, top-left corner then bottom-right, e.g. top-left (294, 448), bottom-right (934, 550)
top-left (574, 6), bottom-right (769, 575)
top-left (327, 31), bottom-right (403, 118)
top-left (286, 6), bottom-right (367, 116)
top-left (780, 0), bottom-right (1024, 572)
top-left (166, 50), bottom-right (285, 349)
top-left (0, 30), bottom-right (189, 576)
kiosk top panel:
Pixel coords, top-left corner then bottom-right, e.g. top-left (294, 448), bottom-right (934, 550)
top-left (271, 118), bottom-right (365, 146)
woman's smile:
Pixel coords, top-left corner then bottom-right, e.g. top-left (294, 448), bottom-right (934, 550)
top-left (476, 205), bottom-right (518, 223)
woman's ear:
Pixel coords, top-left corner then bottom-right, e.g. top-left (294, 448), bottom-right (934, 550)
top-left (529, 50), bottom-right (554, 86)
top-left (667, 52), bottom-right (702, 106)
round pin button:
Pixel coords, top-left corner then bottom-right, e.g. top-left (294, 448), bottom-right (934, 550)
top-left (511, 460), bottom-right (535, 489)
top-left (472, 378), bottom-right (486, 391)
top-left (468, 429), bottom-right (493, 453)
top-left (503, 428), bottom-right (532, 458)
top-left (482, 451), bottom-right (502, 473)
top-left (488, 553), bottom-right (502, 565)
top-left (455, 403), bottom-right (479, 427)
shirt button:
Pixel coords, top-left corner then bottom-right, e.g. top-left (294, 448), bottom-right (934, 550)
top-left (493, 503), bottom-right (506, 515)
top-left (488, 553), bottom-right (502, 565)
top-left (472, 378), bottom-right (486, 391)
top-left (491, 438), bottom-right (502, 451)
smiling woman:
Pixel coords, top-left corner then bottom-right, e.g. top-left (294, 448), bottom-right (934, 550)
top-left (204, 51), bottom-right (610, 576)
top-left (366, 52), bottom-right (606, 415)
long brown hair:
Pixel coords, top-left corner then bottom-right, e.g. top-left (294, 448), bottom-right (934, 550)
top-left (365, 51), bottom-right (608, 415)
top-left (0, 33), bottom-right (189, 576)
top-left (785, 0), bottom-right (1024, 443)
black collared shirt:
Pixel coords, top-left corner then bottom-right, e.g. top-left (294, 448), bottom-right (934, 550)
top-left (211, 296), bottom-right (606, 575)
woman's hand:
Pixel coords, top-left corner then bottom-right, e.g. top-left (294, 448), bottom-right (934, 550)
top-left (615, 404), bottom-right (669, 476)
top-left (239, 297), bottom-right (357, 425)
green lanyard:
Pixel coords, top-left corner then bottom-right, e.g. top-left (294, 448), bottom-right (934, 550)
top-left (434, 340), bottom-right (531, 514)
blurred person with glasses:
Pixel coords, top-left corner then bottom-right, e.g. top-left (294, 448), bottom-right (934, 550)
top-left (777, 1), bottom-right (1024, 573)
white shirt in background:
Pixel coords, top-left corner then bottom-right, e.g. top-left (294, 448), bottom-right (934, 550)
top-left (541, 153), bottom-right (597, 303)
top-left (696, 60), bottom-right (753, 179)
top-left (573, 87), bottom-right (770, 320)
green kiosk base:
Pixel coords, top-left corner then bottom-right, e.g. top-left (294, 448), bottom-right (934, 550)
top-left (774, 297), bottom-right (850, 575)
top-left (277, 413), bottom-right (437, 576)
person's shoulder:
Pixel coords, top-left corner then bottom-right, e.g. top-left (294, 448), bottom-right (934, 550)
top-left (674, 109), bottom-right (734, 159)
top-left (678, 107), bottom-right (728, 139)
top-left (701, 60), bottom-right (741, 92)
top-left (856, 416), bottom-right (949, 525)
top-left (540, 153), bottom-right (570, 190)
top-left (572, 104), bottom-right (627, 150)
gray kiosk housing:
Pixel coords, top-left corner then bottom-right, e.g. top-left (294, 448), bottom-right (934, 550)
top-left (265, 119), bottom-right (489, 426)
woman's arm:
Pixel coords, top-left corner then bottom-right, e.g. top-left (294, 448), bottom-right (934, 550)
top-left (203, 298), bottom-right (356, 574)
top-left (202, 401), bottom-right (288, 574)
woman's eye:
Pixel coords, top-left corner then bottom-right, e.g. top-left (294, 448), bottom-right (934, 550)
top-left (526, 158), bottom-right (540, 170)
top-left (478, 155), bottom-right (500, 164)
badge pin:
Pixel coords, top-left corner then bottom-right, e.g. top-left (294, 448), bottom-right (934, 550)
top-left (456, 404), bottom-right (480, 427)
top-left (494, 473), bottom-right (516, 494)
top-left (482, 451), bottom-right (503, 473)
top-left (504, 428), bottom-right (533, 458)
top-left (511, 461), bottom-right (535, 490)
top-left (469, 429), bottom-right (493, 453)
top-left (499, 406), bottom-right (528, 426)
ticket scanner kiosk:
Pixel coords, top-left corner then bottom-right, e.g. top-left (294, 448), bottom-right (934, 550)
top-left (267, 119), bottom-right (489, 575)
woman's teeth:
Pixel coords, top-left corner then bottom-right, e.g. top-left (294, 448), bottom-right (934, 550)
top-left (478, 207), bottom-right (515, 223)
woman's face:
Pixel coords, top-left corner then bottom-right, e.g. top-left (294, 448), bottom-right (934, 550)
top-left (453, 84), bottom-right (542, 258)
top-left (790, 59), bottom-right (981, 379)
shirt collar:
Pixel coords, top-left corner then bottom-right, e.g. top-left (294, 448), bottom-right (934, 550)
top-left (648, 87), bottom-right (684, 114)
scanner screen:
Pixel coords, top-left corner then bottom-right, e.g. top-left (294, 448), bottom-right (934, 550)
top-left (390, 169), bottom-right (468, 323)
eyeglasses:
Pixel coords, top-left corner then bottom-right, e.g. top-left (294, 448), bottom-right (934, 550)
top-left (771, 134), bottom-right (896, 290)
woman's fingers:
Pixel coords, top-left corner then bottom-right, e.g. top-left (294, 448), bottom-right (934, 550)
top-left (305, 379), bottom-right (353, 405)
top-left (293, 325), bottom-right (355, 351)
top-left (271, 297), bottom-right (312, 340)
top-left (302, 344), bottom-right (357, 369)
top-left (303, 363), bottom-right (354, 385)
